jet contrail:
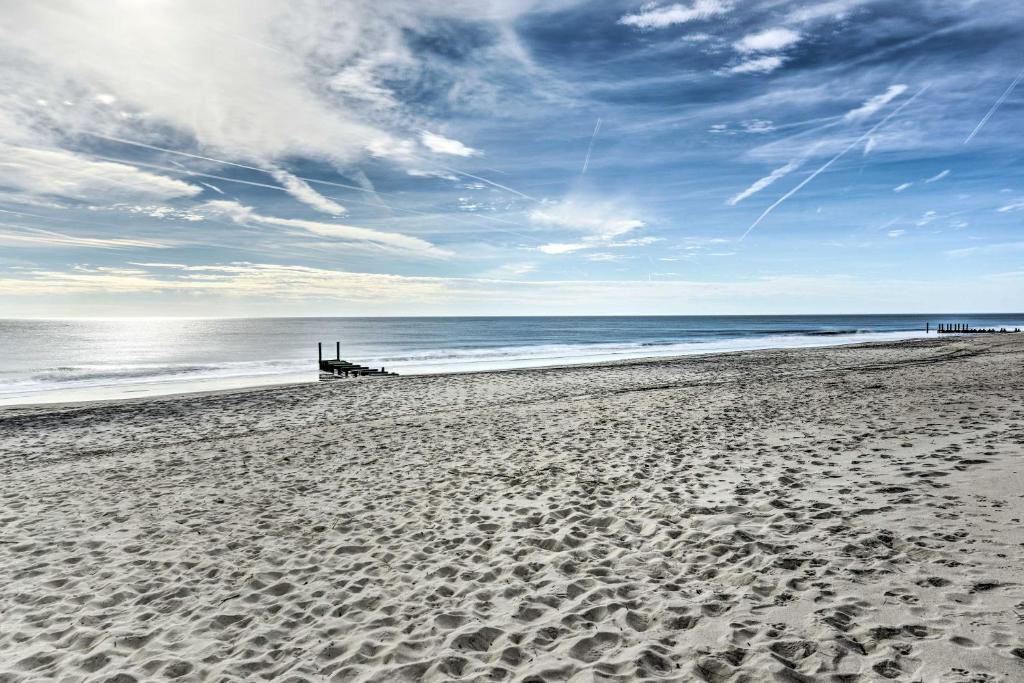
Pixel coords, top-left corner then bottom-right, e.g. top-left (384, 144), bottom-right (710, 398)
top-left (436, 165), bottom-right (538, 201)
top-left (88, 131), bottom-right (539, 203)
top-left (83, 132), bottom-right (378, 195)
top-left (964, 66), bottom-right (1024, 144)
top-left (581, 118), bottom-right (602, 175)
top-left (740, 85), bottom-right (929, 241)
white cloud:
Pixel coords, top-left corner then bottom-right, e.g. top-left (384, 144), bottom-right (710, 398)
top-left (924, 169), bottom-right (950, 183)
top-left (729, 56), bottom-right (785, 75)
top-left (200, 200), bottom-right (451, 258)
top-left (887, 229), bottom-right (905, 237)
top-left (537, 242), bottom-right (588, 254)
top-left (786, 0), bottom-right (869, 23)
top-left (607, 237), bottom-right (662, 248)
top-left (893, 182), bottom-right (913, 192)
top-left (844, 84), bottom-right (907, 122)
top-left (619, 0), bottom-right (731, 29)
top-left (997, 201), bottom-right (1024, 213)
top-left (266, 167), bottom-right (347, 215)
top-left (407, 168), bottom-right (459, 181)
top-left (728, 159), bottom-right (801, 205)
top-left (529, 200), bottom-right (644, 238)
top-left (734, 28), bottom-right (801, 53)
top-left (0, 2), bottom-right (395, 166)
top-left (92, 204), bottom-right (205, 221)
top-left (328, 57), bottom-right (401, 110)
top-left (741, 119), bottom-right (775, 134)
top-left (0, 144), bottom-right (202, 202)
top-left (0, 0), bottom-right (551, 213)
top-left (421, 131), bottom-right (480, 157)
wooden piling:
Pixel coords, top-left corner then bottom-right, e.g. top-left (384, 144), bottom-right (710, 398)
top-left (318, 342), bottom-right (322, 363)
top-left (336, 341), bottom-right (340, 360)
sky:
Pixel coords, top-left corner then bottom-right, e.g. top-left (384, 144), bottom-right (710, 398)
top-left (0, 0), bottom-right (1022, 316)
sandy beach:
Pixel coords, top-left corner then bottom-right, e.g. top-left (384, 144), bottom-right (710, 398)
top-left (1, 335), bottom-right (1022, 682)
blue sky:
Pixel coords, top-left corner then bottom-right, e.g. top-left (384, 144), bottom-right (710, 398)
top-left (0, 0), bottom-right (1022, 316)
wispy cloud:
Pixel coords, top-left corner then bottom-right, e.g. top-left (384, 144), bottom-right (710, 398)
top-left (786, 0), bottom-right (870, 23)
top-left (265, 168), bottom-right (347, 215)
top-left (924, 169), bottom-right (950, 183)
top-left (727, 159), bottom-right (803, 205)
top-left (537, 242), bottom-right (588, 255)
top-left (0, 144), bottom-right (202, 202)
top-left (729, 56), bottom-right (785, 75)
top-left (200, 200), bottom-right (451, 258)
top-left (530, 200), bottom-right (644, 238)
top-left (844, 84), bottom-right (907, 122)
top-left (893, 182), bottom-right (913, 192)
top-left (421, 132), bottom-right (480, 157)
top-left (734, 28), bottom-right (801, 53)
top-left (619, 0), bottom-right (731, 29)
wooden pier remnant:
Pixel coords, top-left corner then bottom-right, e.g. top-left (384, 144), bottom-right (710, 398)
top-left (935, 322), bottom-right (1021, 334)
top-left (317, 341), bottom-right (397, 379)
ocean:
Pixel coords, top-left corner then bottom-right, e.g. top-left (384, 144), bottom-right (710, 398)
top-left (1, 314), bottom-right (1021, 405)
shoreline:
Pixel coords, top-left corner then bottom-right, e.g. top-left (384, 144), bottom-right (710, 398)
top-left (0, 330), bottom-right (944, 411)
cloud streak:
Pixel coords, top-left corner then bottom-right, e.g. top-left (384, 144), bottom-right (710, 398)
top-left (201, 201), bottom-right (452, 258)
top-left (727, 159), bottom-right (803, 205)
top-left (618, 0), bottom-right (731, 29)
top-left (421, 132), bottom-right (480, 157)
top-left (734, 28), bottom-right (801, 53)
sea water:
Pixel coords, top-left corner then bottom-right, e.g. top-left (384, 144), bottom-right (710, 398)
top-left (1, 314), bottom-right (1021, 405)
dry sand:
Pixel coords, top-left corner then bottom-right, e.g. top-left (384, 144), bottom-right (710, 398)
top-left (1, 335), bottom-right (1023, 682)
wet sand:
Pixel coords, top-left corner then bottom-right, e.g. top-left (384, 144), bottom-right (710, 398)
top-left (1, 335), bottom-right (1022, 681)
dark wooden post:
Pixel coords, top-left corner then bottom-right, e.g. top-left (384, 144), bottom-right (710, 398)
top-left (926, 322), bottom-right (929, 333)
top-left (336, 341), bottom-right (340, 360)
top-left (318, 342), bottom-right (322, 363)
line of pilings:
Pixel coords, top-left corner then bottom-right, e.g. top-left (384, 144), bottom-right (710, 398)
top-left (929, 322), bottom-right (1021, 334)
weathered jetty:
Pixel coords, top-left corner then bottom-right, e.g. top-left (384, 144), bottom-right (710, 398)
top-left (318, 342), bottom-right (396, 379)
top-left (933, 323), bottom-right (1020, 334)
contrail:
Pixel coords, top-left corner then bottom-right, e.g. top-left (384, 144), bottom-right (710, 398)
top-left (88, 131), bottom-right (539, 203)
top-left (581, 118), bottom-right (602, 174)
top-left (964, 67), bottom-right (1024, 144)
top-left (740, 85), bottom-right (929, 241)
top-left (84, 132), bottom-right (387, 195)
top-left (436, 164), bottom-right (538, 201)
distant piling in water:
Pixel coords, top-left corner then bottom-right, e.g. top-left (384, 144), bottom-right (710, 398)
top-left (934, 322), bottom-right (1020, 334)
